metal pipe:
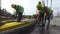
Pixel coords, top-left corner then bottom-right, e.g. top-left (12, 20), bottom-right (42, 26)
top-left (47, 0), bottom-right (48, 6)
top-left (51, 0), bottom-right (52, 8)
top-left (42, 0), bottom-right (45, 6)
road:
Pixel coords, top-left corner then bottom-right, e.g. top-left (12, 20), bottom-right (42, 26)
top-left (51, 17), bottom-right (60, 26)
top-left (31, 25), bottom-right (60, 34)
top-left (30, 17), bottom-right (60, 34)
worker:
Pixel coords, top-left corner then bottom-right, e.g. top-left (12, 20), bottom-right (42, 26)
top-left (43, 6), bottom-right (53, 29)
top-left (36, 1), bottom-right (45, 27)
top-left (11, 4), bottom-right (24, 22)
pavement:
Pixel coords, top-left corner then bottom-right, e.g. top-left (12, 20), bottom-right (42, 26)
top-left (31, 25), bottom-right (60, 34)
top-left (51, 17), bottom-right (60, 26)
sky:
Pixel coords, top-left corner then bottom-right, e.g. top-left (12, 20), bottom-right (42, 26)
top-left (0, 0), bottom-right (1, 7)
top-left (1, 0), bottom-right (41, 15)
top-left (1, 0), bottom-right (60, 16)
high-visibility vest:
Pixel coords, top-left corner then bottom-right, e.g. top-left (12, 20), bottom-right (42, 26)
top-left (12, 5), bottom-right (24, 16)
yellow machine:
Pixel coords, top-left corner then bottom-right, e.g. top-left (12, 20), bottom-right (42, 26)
top-left (0, 19), bottom-right (35, 32)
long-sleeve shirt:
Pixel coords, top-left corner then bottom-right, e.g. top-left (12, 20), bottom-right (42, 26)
top-left (13, 5), bottom-right (24, 16)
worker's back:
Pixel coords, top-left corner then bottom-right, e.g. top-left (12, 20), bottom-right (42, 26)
top-left (43, 6), bottom-right (52, 15)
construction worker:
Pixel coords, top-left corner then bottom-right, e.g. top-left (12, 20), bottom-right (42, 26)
top-left (36, 1), bottom-right (45, 27)
top-left (11, 4), bottom-right (24, 22)
top-left (36, 1), bottom-right (53, 29)
top-left (43, 6), bottom-right (53, 29)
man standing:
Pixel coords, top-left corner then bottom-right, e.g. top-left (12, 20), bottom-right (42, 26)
top-left (11, 4), bottom-right (24, 22)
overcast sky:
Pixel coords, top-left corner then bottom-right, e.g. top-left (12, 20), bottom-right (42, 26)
top-left (1, 0), bottom-right (41, 15)
top-left (1, 0), bottom-right (60, 16)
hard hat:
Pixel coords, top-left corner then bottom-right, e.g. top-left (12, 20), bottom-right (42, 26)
top-left (11, 4), bottom-right (15, 8)
top-left (38, 1), bottom-right (41, 4)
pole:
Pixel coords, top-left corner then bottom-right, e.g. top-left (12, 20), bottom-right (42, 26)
top-left (42, 0), bottom-right (45, 6)
top-left (47, 0), bottom-right (48, 6)
top-left (51, 0), bottom-right (52, 8)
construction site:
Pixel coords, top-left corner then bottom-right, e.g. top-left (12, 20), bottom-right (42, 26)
top-left (0, 0), bottom-right (60, 34)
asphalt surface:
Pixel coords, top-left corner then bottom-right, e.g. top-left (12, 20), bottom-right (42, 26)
top-left (51, 17), bottom-right (60, 26)
top-left (31, 25), bottom-right (60, 34)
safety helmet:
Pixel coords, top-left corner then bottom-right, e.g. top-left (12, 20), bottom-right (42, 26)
top-left (11, 4), bottom-right (15, 8)
top-left (38, 1), bottom-right (41, 4)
